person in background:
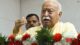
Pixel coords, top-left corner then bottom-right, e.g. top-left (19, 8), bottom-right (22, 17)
top-left (13, 13), bottom-right (40, 36)
top-left (26, 13), bottom-right (40, 30)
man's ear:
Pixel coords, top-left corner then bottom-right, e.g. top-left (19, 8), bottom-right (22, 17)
top-left (59, 11), bottom-right (62, 17)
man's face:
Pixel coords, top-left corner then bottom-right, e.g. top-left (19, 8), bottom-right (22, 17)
top-left (41, 1), bottom-right (61, 28)
top-left (27, 16), bottom-right (39, 29)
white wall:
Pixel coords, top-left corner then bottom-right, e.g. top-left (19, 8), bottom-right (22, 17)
top-left (0, 0), bottom-right (20, 35)
top-left (21, 0), bottom-right (80, 32)
top-left (59, 0), bottom-right (80, 32)
top-left (20, 0), bottom-right (43, 17)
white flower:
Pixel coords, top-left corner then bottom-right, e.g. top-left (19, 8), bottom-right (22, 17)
top-left (15, 34), bottom-right (23, 40)
top-left (23, 40), bottom-right (31, 45)
top-left (63, 32), bottom-right (75, 38)
top-left (22, 35), bottom-right (37, 45)
top-left (54, 42), bottom-right (62, 45)
top-left (31, 35), bottom-right (36, 42)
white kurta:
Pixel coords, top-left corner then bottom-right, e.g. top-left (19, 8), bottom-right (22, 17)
top-left (24, 22), bottom-right (78, 38)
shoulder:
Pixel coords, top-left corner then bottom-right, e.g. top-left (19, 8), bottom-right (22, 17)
top-left (28, 26), bottom-right (41, 31)
top-left (64, 22), bottom-right (75, 27)
top-left (64, 22), bottom-right (76, 30)
top-left (63, 22), bottom-right (78, 38)
top-left (23, 26), bottom-right (41, 37)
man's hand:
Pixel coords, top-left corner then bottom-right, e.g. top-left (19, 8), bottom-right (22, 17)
top-left (15, 17), bottom-right (27, 28)
top-left (13, 17), bottom-right (27, 35)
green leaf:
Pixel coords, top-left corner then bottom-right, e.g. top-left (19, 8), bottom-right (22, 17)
top-left (0, 33), bottom-right (8, 45)
top-left (36, 27), bottom-right (54, 45)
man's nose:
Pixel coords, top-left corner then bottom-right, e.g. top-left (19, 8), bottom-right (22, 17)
top-left (44, 11), bottom-right (49, 16)
top-left (30, 22), bottom-right (34, 25)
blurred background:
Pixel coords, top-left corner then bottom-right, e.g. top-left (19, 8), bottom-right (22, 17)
top-left (0, 0), bottom-right (80, 35)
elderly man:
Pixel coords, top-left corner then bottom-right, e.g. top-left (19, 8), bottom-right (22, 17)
top-left (23, 0), bottom-right (78, 39)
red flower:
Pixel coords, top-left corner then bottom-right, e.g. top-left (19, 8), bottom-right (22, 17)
top-left (71, 38), bottom-right (78, 45)
top-left (22, 33), bottom-right (30, 41)
top-left (66, 38), bottom-right (72, 43)
top-left (77, 33), bottom-right (80, 41)
top-left (31, 42), bottom-right (37, 45)
top-left (14, 40), bottom-right (23, 45)
top-left (8, 42), bottom-right (14, 45)
top-left (8, 34), bottom-right (15, 41)
top-left (52, 33), bottom-right (62, 42)
top-left (78, 41), bottom-right (80, 45)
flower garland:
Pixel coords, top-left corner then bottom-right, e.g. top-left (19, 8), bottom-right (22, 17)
top-left (36, 28), bottom-right (62, 45)
top-left (22, 33), bottom-right (30, 41)
top-left (7, 29), bottom-right (80, 45)
top-left (8, 34), bottom-right (23, 45)
top-left (70, 33), bottom-right (80, 45)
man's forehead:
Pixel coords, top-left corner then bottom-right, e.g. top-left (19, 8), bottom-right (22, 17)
top-left (42, 1), bottom-right (58, 10)
top-left (43, 1), bottom-right (58, 7)
top-left (28, 16), bottom-right (38, 20)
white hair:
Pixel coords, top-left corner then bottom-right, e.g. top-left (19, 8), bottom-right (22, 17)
top-left (44, 0), bottom-right (62, 12)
